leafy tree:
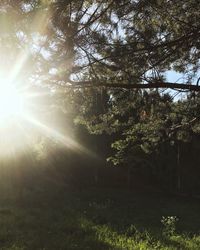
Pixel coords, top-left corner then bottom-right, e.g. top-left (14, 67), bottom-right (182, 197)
top-left (1, 0), bottom-right (200, 192)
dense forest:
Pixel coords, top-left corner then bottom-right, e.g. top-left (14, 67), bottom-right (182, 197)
top-left (0, 0), bottom-right (199, 249)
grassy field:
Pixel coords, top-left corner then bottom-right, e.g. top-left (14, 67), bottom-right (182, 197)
top-left (0, 185), bottom-right (200, 250)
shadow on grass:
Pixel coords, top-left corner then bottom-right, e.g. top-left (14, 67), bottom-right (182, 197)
top-left (0, 187), bottom-right (200, 249)
top-left (0, 191), bottom-right (116, 250)
top-left (75, 188), bottom-right (200, 234)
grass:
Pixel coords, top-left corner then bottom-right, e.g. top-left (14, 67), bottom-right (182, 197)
top-left (0, 184), bottom-right (199, 249)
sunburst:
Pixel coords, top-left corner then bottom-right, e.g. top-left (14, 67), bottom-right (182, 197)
top-left (0, 2), bottom-right (94, 159)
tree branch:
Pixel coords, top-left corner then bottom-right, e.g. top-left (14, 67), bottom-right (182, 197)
top-left (170, 117), bottom-right (197, 132)
top-left (65, 81), bottom-right (200, 91)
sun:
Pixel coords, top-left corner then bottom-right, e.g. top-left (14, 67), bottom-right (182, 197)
top-left (0, 78), bottom-right (90, 158)
top-left (0, 80), bottom-right (25, 125)
top-left (0, 2), bottom-right (90, 158)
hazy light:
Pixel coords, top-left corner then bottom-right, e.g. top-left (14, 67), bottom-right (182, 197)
top-left (0, 80), bottom-right (25, 124)
top-left (0, 79), bottom-right (96, 159)
top-left (0, 3), bottom-right (97, 160)
top-left (23, 114), bottom-right (96, 157)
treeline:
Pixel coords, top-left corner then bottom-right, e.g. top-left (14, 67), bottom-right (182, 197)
top-left (3, 90), bottom-right (199, 196)
top-left (0, 0), bottom-right (199, 196)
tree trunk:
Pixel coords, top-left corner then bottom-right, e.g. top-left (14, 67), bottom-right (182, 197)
top-left (127, 166), bottom-right (131, 189)
top-left (177, 142), bottom-right (181, 191)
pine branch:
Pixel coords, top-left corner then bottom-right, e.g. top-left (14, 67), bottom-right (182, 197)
top-left (64, 81), bottom-right (200, 91)
top-left (170, 118), bottom-right (198, 131)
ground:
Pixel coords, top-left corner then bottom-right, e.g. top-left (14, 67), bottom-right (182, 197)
top-left (0, 186), bottom-right (200, 250)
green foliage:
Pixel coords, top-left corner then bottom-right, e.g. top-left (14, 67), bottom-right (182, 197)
top-left (1, 0), bottom-right (200, 195)
top-left (3, 0), bottom-right (198, 89)
top-left (161, 216), bottom-right (179, 237)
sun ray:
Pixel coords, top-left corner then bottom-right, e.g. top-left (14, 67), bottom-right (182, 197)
top-left (0, 74), bottom-right (97, 160)
top-left (9, 4), bottom-right (51, 85)
top-left (0, 2), bottom-right (96, 161)
top-left (22, 114), bottom-right (97, 158)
